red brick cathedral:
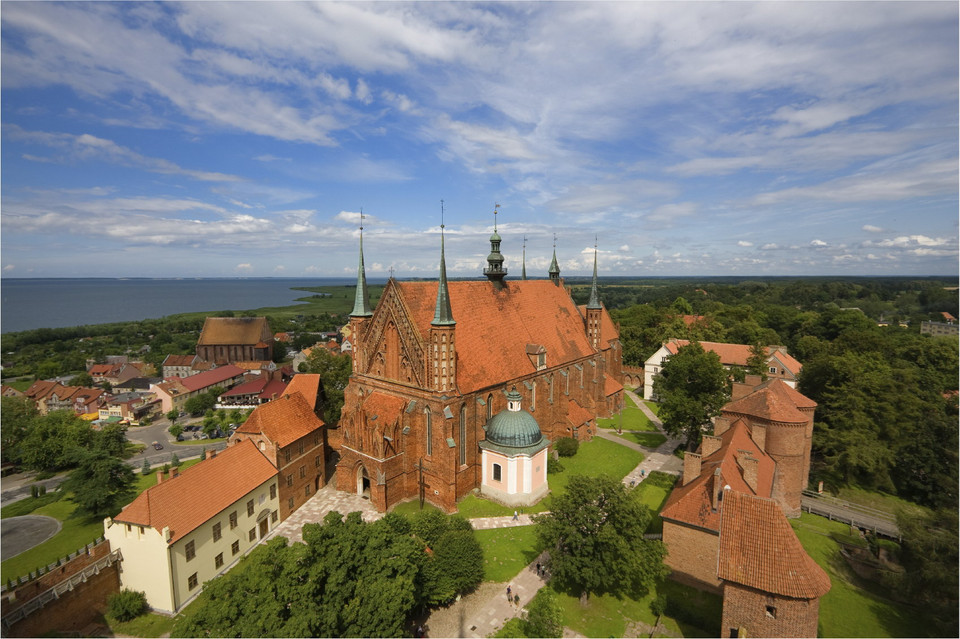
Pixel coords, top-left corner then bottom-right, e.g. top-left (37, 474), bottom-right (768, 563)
top-left (335, 216), bottom-right (624, 512)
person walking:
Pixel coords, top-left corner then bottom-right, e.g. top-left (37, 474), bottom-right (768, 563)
top-left (506, 585), bottom-right (512, 602)
top-left (512, 510), bottom-right (518, 521)
top-left (536, 561), bottom-right (541, 576)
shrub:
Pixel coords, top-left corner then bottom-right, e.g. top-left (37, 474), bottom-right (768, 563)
top-left (547, 457), bottom-right (565, 474)
top-left (107, 589), bottom-right (148, 622)
top-left (141, 458), bottom-right (151, 476)
top-left (555, 437), bottom-right (579, 457)
top-left (651, 593), bottom-right (667, 617)
top-left (171, 453), bottom-right (180, 467)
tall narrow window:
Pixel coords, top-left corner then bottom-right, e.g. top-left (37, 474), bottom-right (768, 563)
top-left (459, 405), bottom-right (466, 466)
top-left (487, 394), bottom-right (493, 420)
top-left (425, 408), bottom-right (433, 456)
top-left (493, 463), bottom-right (502, 481)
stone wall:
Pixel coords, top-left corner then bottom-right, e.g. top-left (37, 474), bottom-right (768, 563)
top-left (662, 520), bottom-right (722, 592)
top-left (720, 582), bottom-right (820, 638)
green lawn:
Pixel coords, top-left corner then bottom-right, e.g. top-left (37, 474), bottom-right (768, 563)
top-left (617, 431), bottom-right (667, 449)
top-left (475, 526), bottom-right (543, 583)
top-left (597, 394), bottom-right (658, 432)
top-left (102, 612), bottom-right (176, 638)
top-left (633, 472), bottom-right (676, 535)
top-left (790, 513), bottom-right (921, 638)
top-left (553, 579), bottom-right (719, 638)
top-left (834, 486), bottom-right (930, 519)
top-left (457, 437), bottom-right (643, 518)
top-left (388, 499), bottom-right (443, 517)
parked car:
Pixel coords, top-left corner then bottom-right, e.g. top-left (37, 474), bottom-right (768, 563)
top-left (153, 443), bottom-right (164, 450)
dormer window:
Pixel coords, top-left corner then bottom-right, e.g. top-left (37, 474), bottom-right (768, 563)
top-left (526, 344), bottom-right (547, 371)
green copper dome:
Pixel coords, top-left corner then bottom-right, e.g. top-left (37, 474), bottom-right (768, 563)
top-left (481, 389), bottom-right (549, 455)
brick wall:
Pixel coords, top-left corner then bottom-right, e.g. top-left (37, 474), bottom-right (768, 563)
top-left (720, 581), bottom-right (820, 638)
top-left (662, 520), bottom-right (721, 592)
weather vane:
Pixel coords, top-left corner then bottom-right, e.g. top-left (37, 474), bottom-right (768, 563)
top-left (440, 199), bottom-right (445, 230)
top-left (360, 207), bottom-right (364, 233)
top-left (493, 202), bottom-right (500, 231)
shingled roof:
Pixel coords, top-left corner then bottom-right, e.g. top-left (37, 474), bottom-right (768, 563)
top-left (235, 391), bottom-right (325, 447)
top-left (660, 419), bottom-right (775, 532)
top-left (284, 374), bottom-right (321, 412)
top-left (197, 317), bottom-right (272, 346)
top-left (396, 279), bottom-right (601, 394)
top-left (718, 490), bottom-right (831, 599)
top-left (112, 439), bottom-right (277, 544)
top-left (723, 378), bottom-right (816, 424)
top-left (180, 365), bottom-right (245, 392)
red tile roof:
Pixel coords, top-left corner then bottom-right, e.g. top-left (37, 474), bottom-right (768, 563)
top-left (723, 379), bottom-right (815, 424)
top-left (666, 339), bottom-right (754, 366)
top-left (604, 375), bottom-right (623, 398)
top-left (221, 377), bottom-right (269, 397)
top-left (180, 365), bottom-right (245, 392)
top-left (718, 490), bottom-right (831, 598)
top-left (25, 379), bottom-right (59, 399)
top-left (396, 280), bottom-right (598, 394)
top-left (660, 420), bottom-right (775, 531)
top-left (566, 399), bottom-right (594, 427)
top-left (88, 364), bottom-right (114, 376)
top-left (284, 374), bottom-right (321, 410)
top-left (112, 440), bottom-right (277, 544)
top-left (235, 392), bottom-right (324, 447)
top-left (161, 354), bottom-right (197, 367)
top-left (768, 349), bottom-right (802, 375)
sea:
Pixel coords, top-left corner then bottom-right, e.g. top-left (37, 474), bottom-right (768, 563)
top-left (0, 278), bottom-right (377, 334)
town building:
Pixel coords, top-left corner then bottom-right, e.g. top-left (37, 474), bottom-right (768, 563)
top-left (216, 376), bottom-right (287, 409)
top-left (161, 354), bottom-right (200, 379)
top-left (643, 340), bottom-right (802, 400)
top-left (196, 317), bottom-right (274, 364)
top-left (920, 320), bottom-right (959, 337)
top-left (229, 392), bottom-right (326, 520)
top-left (104, 442), bottom-right (279, 614)
top-left (333, 217), bottom-right (623, 512)
top-left (150, 364), bottom-right (246, 413)
top-left (660, 375), bottom-right (828, 636)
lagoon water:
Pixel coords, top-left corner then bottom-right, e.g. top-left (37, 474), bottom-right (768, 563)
top-left (0, 278), bottom-right (366, 333)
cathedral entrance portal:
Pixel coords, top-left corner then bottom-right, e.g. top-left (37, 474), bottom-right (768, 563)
top-left (356, 465), bottom-right (371, 499)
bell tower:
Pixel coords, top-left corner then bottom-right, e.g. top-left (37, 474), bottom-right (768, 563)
top-left (430, 204), bottom-right (457, 393)
top-left (586, 239), bottom-right (603, 350)
top-left (548, 234), bottom-right (561, 285)
top-left (483, 203), bottom-right (508, 290)
top-left (349, 212), bottom-right (373, 373)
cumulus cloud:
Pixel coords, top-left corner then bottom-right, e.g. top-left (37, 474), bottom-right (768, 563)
top-left (235, 263), bottom-right (253, 271)
top-left (810, 239), bottom-right (828, 247)
top-left (737, 240), bottom-right (753, 247)
top-left (862, 224), bottom-right (884, 232)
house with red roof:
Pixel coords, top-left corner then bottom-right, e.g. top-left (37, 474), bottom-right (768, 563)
top-left (660, 375), bottom-right (828, 636)
top-left (229, 392), bottom-right (326, 520)
top-left (643, 339), bottom-right (802, 400)
top-left (161, 354), bottom-right (200, 379)
top-left (216, 376), bottom-right (287, 409)
top-left (196, 317), bottom-right (274, 365)
top-left (335, 223), bottom-right (624, 512)
top-left (104, 441), bottom-right (279, 614)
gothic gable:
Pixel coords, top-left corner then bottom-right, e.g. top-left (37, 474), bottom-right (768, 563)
top-left (359, 281), bottom-right (425, 387)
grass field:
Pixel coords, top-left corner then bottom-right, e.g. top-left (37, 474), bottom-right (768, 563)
top-left (101, 612), bottom-right (176, 638)
top-left (597, 394), bottom-right (658, 432)
top-left (790, 513), bottom-right (921, 638)
top-left (388, 499), bottom-right (443, 517)
top-left (617, 431), bottom-right (667, 448)
top-left (633, 472), bottom-right (676, 535)
top-left (456, 437), bottom-right (643, 518)
top-left (475, 525), bottom-right (543, 583)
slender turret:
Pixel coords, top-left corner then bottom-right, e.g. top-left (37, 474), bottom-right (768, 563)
top-left (587, 239), bottom-right (601, 310)
top-left (432, 220), bottom-right (455, 326)
top-left (548, 234), bottom-right (560, 285)
top-left (483, 203), bottom-right (507, 289)
top-left (521, 236), bottom-right (528, 280)
top-left (350, 214), bottom-right (373, 318)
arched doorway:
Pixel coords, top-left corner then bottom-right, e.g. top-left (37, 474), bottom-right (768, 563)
top-left (356, 464), bottom-right (371, 499)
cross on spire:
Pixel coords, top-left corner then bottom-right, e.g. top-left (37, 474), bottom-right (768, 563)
top-left (440, 199), bottom-right (445, 230)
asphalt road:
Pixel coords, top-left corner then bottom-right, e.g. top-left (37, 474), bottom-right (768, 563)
top-left (2, 515), bottom-right (61, 557)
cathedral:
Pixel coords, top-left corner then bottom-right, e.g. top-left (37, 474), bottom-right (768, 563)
top-left (334, 216), bottom-right (624, 512)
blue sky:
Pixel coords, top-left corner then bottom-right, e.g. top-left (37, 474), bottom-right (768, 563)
top-left (2, 1), bottom-right (957, 278)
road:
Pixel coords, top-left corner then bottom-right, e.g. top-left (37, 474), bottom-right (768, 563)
top-left (0, 416), bottom-right (227, 508)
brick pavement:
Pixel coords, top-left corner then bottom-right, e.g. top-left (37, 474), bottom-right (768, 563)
top-left (263, 482), bottom-right (382, 545)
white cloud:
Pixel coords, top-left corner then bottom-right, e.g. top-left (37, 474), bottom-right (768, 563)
top-left (737, 240), bottom-right (753, 247)
top-left (810, 239), bottom-right (828, 247)
top-left (862, 224), bottom-right (884, 233)
top-left (235, 263), bottom-right (253, 271)
top-left (3, 264), bottom-right (15, 272)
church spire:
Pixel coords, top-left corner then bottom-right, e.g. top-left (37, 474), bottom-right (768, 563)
top-left (587, 237), bottom-right (602, 310)
top-left (432, 202), bottom-right (455, 326)
top-left (483, 203), bottom-right (507, 289)
top-left (521, 235), bottom-right (528, 280)
top-left (548, 233), bottom-right (560, 286)
top-left (350, 211), bottom-right (373, 317)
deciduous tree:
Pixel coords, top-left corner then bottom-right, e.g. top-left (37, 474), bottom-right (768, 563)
top-left (653, 341), bottom-right (728, 450)
top-left (64, 449), bottom-right (135, 518)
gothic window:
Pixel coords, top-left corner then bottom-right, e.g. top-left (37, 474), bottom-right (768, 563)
top-left (493, 463), bottom-right (502, 482)
top-left (459, 405), bottom-right (466, 466)
top-left (487, 394), bottom-right (493, 420)
top-left (425, 408), bottom-right (433, 456)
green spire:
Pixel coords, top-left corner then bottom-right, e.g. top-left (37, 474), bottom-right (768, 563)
top-left (587, 239), bottom-right (601, 309)
top-left (433, 211), bottom-right (455, 326)
top-left (521, 236), bottom-right (527, 280)
top-left (548, 234), bottom-right (560, 285)
top-left (350, 217), bottom-right (373, 318)
top-left (484, 203), bottom-right (507, 288)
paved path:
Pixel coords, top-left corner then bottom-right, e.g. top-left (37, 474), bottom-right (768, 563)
top-left (263, 482), bottom-right (382, 545)
top-left (1, 515), bottom-right (61, 557)
top-left (598, 390), bottom-right (682, 487)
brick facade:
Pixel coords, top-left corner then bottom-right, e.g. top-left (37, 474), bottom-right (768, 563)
top-left (720, 582), bottom-right (821, 638)
top-left (662, 520), bottom-right (721, 592)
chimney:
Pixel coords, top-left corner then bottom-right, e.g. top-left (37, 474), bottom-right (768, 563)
top-left (731, 381), bottom-right (753, 401)
top-left (683, 452), bottom-right (701, 486)
top-left (712, 468), bottom-right (722, 511)
top-left (701, 435), bottom-right (722, 458)
top-left (206, 450), bottom-right (217, 460)
top-left (156, 470), bottom-right (164, 485)
top-left (740, 454), bottom-right (759, 493)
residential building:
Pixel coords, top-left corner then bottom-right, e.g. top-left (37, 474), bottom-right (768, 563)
top-left (920, 320), bottom-right (959, 337)
top-left (282, 374), bottom-right (322, 416)
top-left (229, 392), bottom-right (326, 520)
top-left (150, 379), bottom-right (189, 414)
top-left (162, 354), bottom-right (200, 379)
top-left (216, 377), bottom-right (287, 409)
top-left (104, 442), bottom-right (279, 614)
top-left (643, 339), bottom-right (802, 400)
top-left (334, 221), bottom-right (622, 512)
top-left (196, 317), bottom-right (274, 364)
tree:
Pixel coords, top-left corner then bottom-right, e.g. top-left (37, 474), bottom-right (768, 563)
top-left (653, 341), bottom-right (728, 451)
top-left (299, 347), bottom-right (352, 425)
top-left (524, 587), bottom-right (564, 637)
top-left (19, 411), bottom-right (96, 472)
top-left (169, 423), bottom-right (183, 439)
top-left (897, 508), bottom-right (959, 636)
top-left (141, 458), bottom-right (151, 476)
top-left (746, 341), bottom-right (768, 379)
top-left (166, 409), bottom-right (179, 424)
top-left (71, 371), bottom-right (94, 387)
top-left (63, 449), bottom-right (135, 518)
top-left (534, 475), bottom-right (665, 600)
top-left (107, 589), bottom-right (148, 622)
top-left (1, 396), bottom-right (38, 464)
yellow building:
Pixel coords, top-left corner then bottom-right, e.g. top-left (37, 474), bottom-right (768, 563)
top-left (104, 440), bottom-right (279, 614)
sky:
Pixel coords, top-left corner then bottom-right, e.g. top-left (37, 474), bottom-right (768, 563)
top-left (1, 1), bottom-right (957, 279)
